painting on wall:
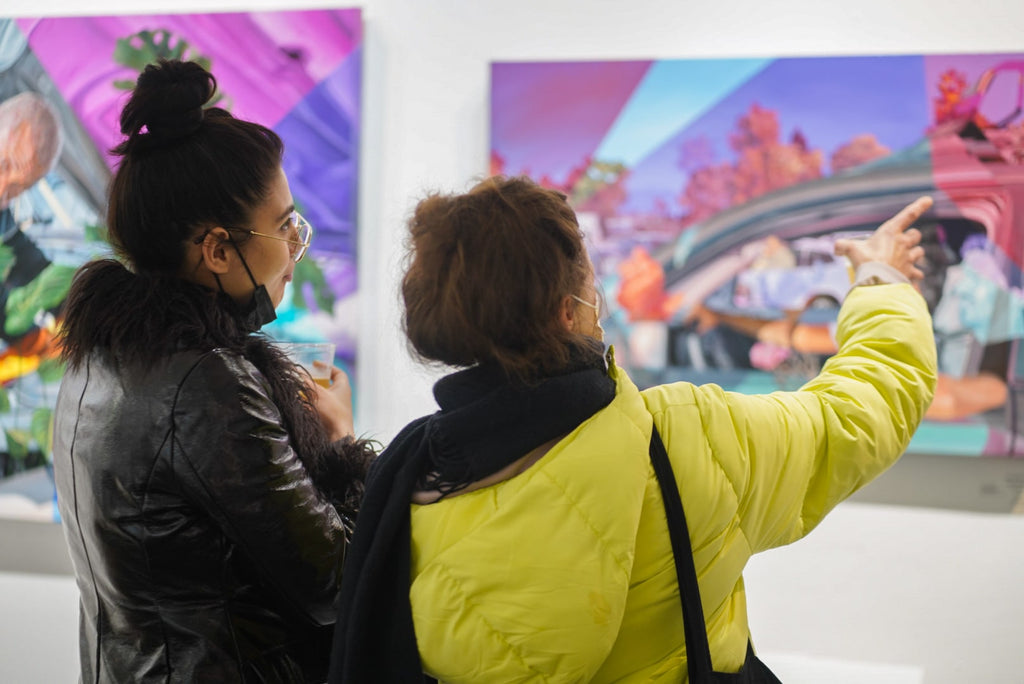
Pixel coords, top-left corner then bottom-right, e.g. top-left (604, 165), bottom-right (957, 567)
top-left (491, 54), bottom-right (1024, 461)
top-left (0, 8), bottom-right (362, 522)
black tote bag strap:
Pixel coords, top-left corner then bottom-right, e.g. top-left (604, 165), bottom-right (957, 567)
top-left (648, 426), bottom-right (716, 681)
top-left (648, 426), bottom-right (781, 684)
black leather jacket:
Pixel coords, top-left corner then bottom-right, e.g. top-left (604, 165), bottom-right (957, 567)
top-left (54, 346), bottom-right (350, 683)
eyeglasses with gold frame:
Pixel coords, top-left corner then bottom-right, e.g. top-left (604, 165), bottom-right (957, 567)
top-left (194, 211), bottom-right (313, 263)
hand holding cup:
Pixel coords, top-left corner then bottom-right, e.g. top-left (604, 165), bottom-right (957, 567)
top-left (279, 342), bottom-right (354, 441)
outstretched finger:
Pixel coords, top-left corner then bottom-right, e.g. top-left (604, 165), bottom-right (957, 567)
top-left (879, 196), bottom-right (933, 235)
top-left (902, 227), bottom-right (923, 247)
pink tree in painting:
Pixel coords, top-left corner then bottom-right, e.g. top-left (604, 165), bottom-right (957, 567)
top-left (730, 106), bottom-right (822, 205)
top-left (934, 68), bottom-right (969, 125)
top-left (679, 163), bottom-right (736, 224)
top-left (527, 154), bottom-right (631, 220)
top-left (831, 134), bottom-right (891, 173)
top-left (490, 150), bottom-right (506, 177)
top-left (571, 161), bottom-right (629, 218)
top-left (677, 104), bottom-right (823, 222)
top-left (677, 137), bottom-right (733, 223)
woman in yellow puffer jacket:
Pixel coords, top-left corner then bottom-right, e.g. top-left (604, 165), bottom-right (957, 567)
top-left (329, 177), bottom-right (937, 683)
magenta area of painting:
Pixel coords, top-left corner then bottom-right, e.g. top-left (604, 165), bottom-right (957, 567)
top-left (492, 53), bottom-right (1024, 458)
top-left (0, 9), bottom-right (363, 520)
top-left (14, 10), bottom-right (362, 358)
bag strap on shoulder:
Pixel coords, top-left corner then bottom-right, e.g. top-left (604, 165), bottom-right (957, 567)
top-left (648, 426), bottom-right (781, 684)
top-left (648, 426), bottom-right (716, 681)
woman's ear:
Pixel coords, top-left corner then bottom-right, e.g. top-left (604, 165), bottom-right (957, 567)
top-left (199, 228), bottom-right (232, 275)
top-left (559, 294), bottom-right (576, 332)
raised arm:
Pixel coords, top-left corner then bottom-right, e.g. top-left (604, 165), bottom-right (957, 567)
top-left (648, 197), bottom-right (938, 552)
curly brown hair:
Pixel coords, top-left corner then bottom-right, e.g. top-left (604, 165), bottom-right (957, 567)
top-left (402, 175), bottom-right (595, 382)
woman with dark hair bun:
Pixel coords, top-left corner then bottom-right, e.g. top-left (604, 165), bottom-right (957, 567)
top-left (53, 59), bottom-right (375, 683)
top-left (330, 176), bottom-right (938, 682)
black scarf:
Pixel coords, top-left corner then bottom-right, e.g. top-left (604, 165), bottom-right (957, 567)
top-left (328, 347), bottom-right (617, 683)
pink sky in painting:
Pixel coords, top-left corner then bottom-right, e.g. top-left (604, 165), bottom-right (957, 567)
top-left (490, 61), bottom-right (651, 184)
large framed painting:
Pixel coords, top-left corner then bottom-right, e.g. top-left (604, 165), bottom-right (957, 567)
top-left (0, 8), bottom-right (362, 522)
top-left (491, 54), bottom-right (1024, 462)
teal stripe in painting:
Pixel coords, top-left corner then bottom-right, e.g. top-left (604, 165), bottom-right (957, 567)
top-left (594, 58), bottom-right (771, 167)
top-left (907, 421), bottom-right (988, 457)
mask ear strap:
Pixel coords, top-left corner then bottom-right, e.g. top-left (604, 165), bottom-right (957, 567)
top-left (571, 294), bottom-right (599, 312)
top-left (226, 234), bottom-right (261, 288)
top-left (215, 234), bottom-right (278, 331)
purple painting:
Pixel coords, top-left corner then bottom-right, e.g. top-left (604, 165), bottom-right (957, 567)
top-left (0, 10), bottom-right (361, 521)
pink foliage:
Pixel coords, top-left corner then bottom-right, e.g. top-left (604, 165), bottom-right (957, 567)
top-left (732, 134), bottom-right (822, 205)
top-left (831, 134), bottom-right (891, 173)
top-left (934, 68), bottom-right (968, 125)
top-left (489, 150), bottom-right (506, 177)
top-left (679, 104), bottom-right (823, 221)
top-left (679, 163), bottom-right (735, 223)
top-left (729, 103), bottom-right (780, 153)
top-left (576, 171), bottom-right (630, 218)
top-left (563, 157), bottom-right (591, 191)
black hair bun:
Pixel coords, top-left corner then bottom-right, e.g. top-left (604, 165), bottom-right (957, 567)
top-left (116, 59), bottom-right (217, 150)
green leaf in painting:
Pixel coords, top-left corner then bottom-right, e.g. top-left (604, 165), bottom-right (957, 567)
top-left (84, 224), bottom-right (109, 244)
top-left (4, 264), bottom-right (76, 337)
top-left (4, 428), bottom-right (30, 462)
top-left (36, 357), bottom-right (66, 383)
top-left (292, 258), bottom-right (336, 313)
top-left (30, 408), bottom-right (54, 459)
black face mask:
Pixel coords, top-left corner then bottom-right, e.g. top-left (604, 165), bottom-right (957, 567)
top-left (237, 283), bottom-right (278, 332)
top-left (217, 237), bottom-right (278, 332)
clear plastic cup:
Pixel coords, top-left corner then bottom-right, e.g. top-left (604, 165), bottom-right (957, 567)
top-left (278, 342), bottom-right (336, 387)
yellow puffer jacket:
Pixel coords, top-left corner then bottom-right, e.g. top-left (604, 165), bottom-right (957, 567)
top-left (409, 283), bottom-right (937, 682)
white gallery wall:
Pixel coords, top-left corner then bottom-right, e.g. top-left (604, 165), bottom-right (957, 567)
top-left (2, 0), bottom-right (1024, 681)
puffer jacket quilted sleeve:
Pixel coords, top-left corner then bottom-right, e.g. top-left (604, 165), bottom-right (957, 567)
top-left (644, 281), bottom-right (938, 554)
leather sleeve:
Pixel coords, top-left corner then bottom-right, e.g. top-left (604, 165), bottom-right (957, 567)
top-left (171, 350), bottom-right (347, 625)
